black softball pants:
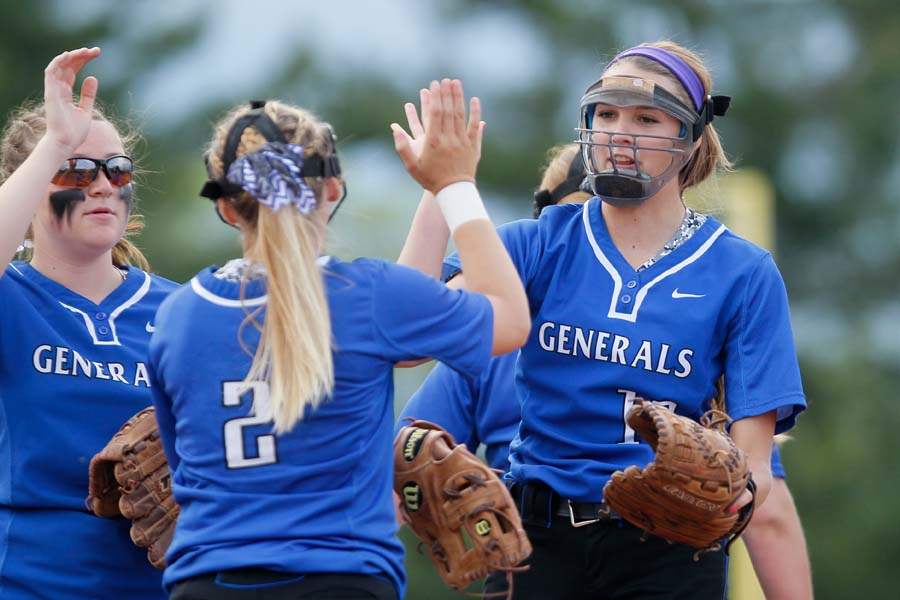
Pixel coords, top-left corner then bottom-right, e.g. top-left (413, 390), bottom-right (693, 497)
top-left (484, 481), bottom-right (727, 600)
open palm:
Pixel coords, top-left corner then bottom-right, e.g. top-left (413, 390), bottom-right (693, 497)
top-left (43, 47), bottom-right (101, 153)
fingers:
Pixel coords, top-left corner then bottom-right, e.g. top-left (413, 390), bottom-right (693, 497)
top-left (474, 121), bottom-right (486, 162)
top-left (67, 47), bottom-right (101, 75)
top-left (466, 96), bottom-right (482, 145)
top-left (439, 78), bottom-right (454, 138)
top-left (44, 51), bottom-right (72, 101)
top-left (426, 80), bottom-right (443, 137)
top-left (404, 101), bottom-right (424, 139)
top-left (728, 488), bottom-right (753, 514)
top-left (44, 47), bottom-right (101, 100)
top-left (79, 76), bottom-right (99, 113)
top-left (451, 79), bottom-right (466, 137)
top-left (391, 123), bottom-right (417, 173)
top-left (419, 87), bottom-right (432, 132)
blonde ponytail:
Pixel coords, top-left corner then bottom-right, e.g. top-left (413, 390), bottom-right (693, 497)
top-left (244, 207), bottom-right (333, 433)
top-left (112, 214), bottom-right (150, 271)
top-left (207, 101), bottom-right (338, 433)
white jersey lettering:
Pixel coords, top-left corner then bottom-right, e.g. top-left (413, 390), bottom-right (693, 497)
top-left (30, 344), bottom-right (150, 387)
top-left (538, 321), bottom-right (556, 351)
top-left (675, 349), bottom-right (693, 378)
top-left (610, 335), bottom-right (629, 365)
top-left (133, 363), bottom-right (151, 388)
top-left (556, 325), bottom-right (572, 355)
top-left (535, 321), bottom-right (694, 378)
top-left (33, 345), bottom-right (52, 373)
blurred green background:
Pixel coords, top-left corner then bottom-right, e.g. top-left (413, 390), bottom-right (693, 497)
top-left (2, 0), bottom-right (898, 597)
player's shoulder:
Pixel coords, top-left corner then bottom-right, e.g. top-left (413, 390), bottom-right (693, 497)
top-left (335, 256), bottom-right (435, 289)
top-left (0, 261), bottom-right (27, 288)
top-left (154, 266), bottom-right (221, 319)
top-left (537, 200), bottom-right (584, 225)
top-left (130, 267), bottom-right (180, 297)
top-left (706, 217), bottom-right (775, 273)
top-left (321, 255), bottom-right (396, 294)
top-left (503, 201), bottom-right (582, 237)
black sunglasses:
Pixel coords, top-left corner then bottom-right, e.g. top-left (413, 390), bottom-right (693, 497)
top-left (52, 155), bottom-right (134, 188)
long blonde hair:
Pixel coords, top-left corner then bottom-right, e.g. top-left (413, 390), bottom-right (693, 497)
top-left (0, 101), bottom-right (150, 271)
top-left (206, 101), bottom-right (337, 433)
top-left (607, 40), bottom-right (733, 192)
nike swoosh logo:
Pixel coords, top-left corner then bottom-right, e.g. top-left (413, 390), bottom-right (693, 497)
top-left (671, 289), bottom-right (705, 299)
top-left (145, 322), bottom-right (156, 333)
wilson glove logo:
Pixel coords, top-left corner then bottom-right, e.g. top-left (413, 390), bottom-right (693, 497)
top-left (403, 428), bottom-right (428, 461)
top-left (403, 482), bottom-right (422, 512)
top-left (663, 484), bottom-right (717, 511)
top-left (474, 519), bottom-right (492, 536)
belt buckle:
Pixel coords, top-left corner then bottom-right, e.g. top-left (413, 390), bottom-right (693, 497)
top-left (567, 499), bottom-right (601, 528)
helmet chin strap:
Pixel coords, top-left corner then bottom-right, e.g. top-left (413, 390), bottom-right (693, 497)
top-left (580, 134), bottom-right (690, 207)
top-left (327, 179), bottom-right (348, 224)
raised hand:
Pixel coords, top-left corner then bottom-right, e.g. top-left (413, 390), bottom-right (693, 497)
top-left (392, 79), bottom-right (484, 194)
top-left (391, 88), bottom-right (431, 162)
top-left (43, 47), bottom-right (101, 154)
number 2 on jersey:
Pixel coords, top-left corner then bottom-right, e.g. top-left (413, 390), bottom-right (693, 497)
top-left (222, 381), bottom-right (278, 469)
top-left (617, 389), bottom-right (676, 444)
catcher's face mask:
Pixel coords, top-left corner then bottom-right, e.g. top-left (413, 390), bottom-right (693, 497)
top-left (576, 50), bottom-right (730, 207)
top-left (577, 75), bottom-right (695, 206)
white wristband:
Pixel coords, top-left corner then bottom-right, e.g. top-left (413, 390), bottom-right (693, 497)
top-left (434, 181), bottom-right (490, 233)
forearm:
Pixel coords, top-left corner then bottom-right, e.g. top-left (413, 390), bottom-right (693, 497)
top-left (0, 136), bottom-right (68, 270)
top-left (743, 479), bottom-right (814, 599)
top-left (397, 191), bottom-right (449, 279)
top-left (731, 411), bottom-right (776, 507)
top-left (452, 218), bottom-right (529, 355)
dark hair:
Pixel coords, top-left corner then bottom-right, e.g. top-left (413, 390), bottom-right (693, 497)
top-left (532, 144), bottom-right (591, 218)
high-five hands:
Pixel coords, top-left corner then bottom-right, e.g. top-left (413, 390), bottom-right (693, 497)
top-left (391, 79), bottom-right (484, 194)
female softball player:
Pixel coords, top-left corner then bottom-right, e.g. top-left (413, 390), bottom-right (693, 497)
top-left (396, 41), bottom-right (807, 599)
top-left (0, 47), bottom-right (174, 598)
top-left (398, 143), bottom-right (589, 472)
top-left (146, 79), bottom-right (529, 599)
top-left (401, 144), bottom-right (812, 598)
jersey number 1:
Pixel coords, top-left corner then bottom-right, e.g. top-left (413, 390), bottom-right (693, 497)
top-left (222, 381), bottom-right (278, 469)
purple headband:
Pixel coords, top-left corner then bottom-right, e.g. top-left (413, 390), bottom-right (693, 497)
top-left (609, 46), bottom-right (705, 112)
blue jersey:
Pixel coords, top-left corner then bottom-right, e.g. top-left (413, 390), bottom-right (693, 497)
top-left (0, 261), bottom-right (176, 599)
top-left (771, 444), bottom-right (786, 479)
top-left (148, 257), bottom-right (494, 597)
top-left (444, 199), bottom-right (805, 502)
top-left (401, 350), bottom-right (789, 478)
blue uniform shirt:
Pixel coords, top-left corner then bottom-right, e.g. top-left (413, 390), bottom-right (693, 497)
top-left (401, 351), bottom-right (789, 478)
top-left (148, 257), bottom-right (494, 597)
top-left (0, 261), bottom-right (176, 599)
top-left (444, 199), bottom-right (805, 501)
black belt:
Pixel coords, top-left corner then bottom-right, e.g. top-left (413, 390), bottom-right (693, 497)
top-left (556, 499), bottom-right (612, 527)
top-left (511, 481), bottom-right (617, 528)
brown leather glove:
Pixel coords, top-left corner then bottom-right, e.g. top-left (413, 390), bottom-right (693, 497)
top-left (603, 401), bottom-right (755, 557)
top-left (86, 406), bottom-right (179, 569)
top-left (394, 421), bottom-right (531, 596)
